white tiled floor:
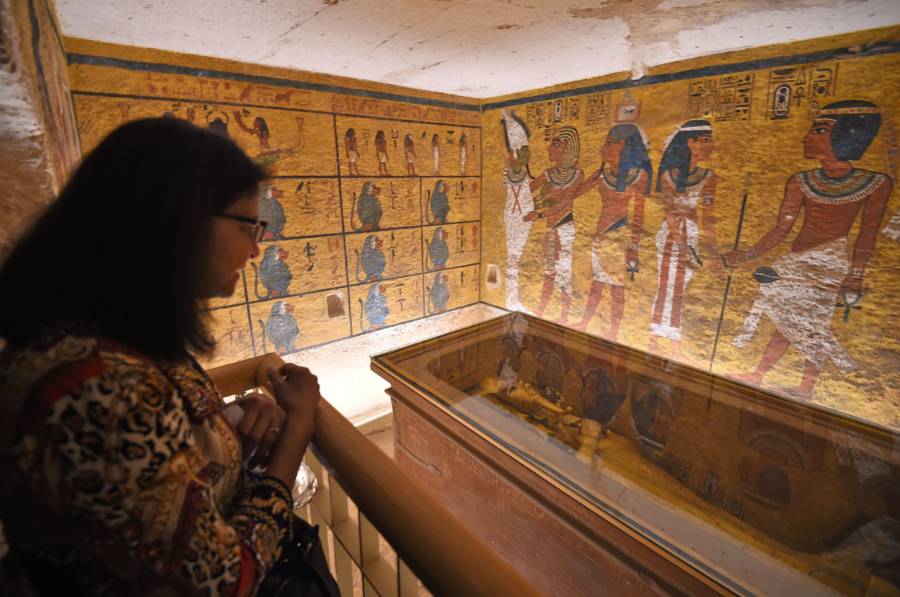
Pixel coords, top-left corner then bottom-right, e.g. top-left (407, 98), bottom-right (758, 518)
top-left (283, 303), bottom-right (506, 426)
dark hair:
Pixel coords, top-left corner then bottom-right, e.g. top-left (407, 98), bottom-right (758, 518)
top-left (0, 117), bottom-right (266, 358)
top-left (657, 119), bottom-right (712, 193)
top-left (819, 100), bottom-right (882, 161)
top-left (606, 123), bottom-right (653, 193)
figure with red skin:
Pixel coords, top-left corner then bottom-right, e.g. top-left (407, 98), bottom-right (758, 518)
top-left (345, 128), bottom-right (361, 176)
top-left (573, 123), bottom-right (651, 340)
top-left (523, 126), bottom-right (584, 324)
top-left (375, 130), bottom-right (389, 176)
top-left (726, 100), bottom-right (892, 399)
top-left (404, 133), bottom-right (417, 176)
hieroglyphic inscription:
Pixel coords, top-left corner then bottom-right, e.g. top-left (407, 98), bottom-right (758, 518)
top-left (687, 73), bottom-right (754, 121)
top-left (767, 62), bottom-right (839, 120)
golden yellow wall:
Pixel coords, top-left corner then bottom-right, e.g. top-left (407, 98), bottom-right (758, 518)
top-left (480, 27), bottom-right (900, 430)
top-left (1, 0), bottom-right (79, 256)
top-left (66, 39), bottom-right (481, 367)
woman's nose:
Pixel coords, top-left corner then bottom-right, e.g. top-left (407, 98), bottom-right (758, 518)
top-left (249, 238), bottom-right (260, 260)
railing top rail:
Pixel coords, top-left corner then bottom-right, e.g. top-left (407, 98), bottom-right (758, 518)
top-left (208, 353), bottom-right (540, 597)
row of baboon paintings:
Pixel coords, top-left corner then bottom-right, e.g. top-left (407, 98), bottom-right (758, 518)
top-left (253, 177), bottom-right (480, 239)
top-left (73, 96), bottom-right (481, 178)
top-left (207, 265), bottom-right (480, 367)
top-left (210, 222), bottom-right (480, 309)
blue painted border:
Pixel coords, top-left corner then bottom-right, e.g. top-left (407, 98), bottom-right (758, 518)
top-left (67, 53), bottom-right (482, 113)
top-left (482, 40), bottom-right (900, 111)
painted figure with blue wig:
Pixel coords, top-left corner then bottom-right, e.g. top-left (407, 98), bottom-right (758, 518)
top-left (574, 123), bottom-right (651, 340)
top-left (649, 119), bottom-right (723, 359)
top-left (725, 100), bottom-right (893, 399)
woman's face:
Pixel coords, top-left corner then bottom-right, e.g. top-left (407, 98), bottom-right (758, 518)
top-left (202, 191), bottom-right (261, 298)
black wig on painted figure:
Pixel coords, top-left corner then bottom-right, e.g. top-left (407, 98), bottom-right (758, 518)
top-left (0, 117), bottom-right (266, 359)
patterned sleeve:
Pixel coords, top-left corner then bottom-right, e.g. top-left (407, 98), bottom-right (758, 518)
top-left (40, 351), bottom-right (292, 595)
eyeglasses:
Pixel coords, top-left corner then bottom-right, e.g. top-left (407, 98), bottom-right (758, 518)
top-left (218, 214), bottom-right (268, 243)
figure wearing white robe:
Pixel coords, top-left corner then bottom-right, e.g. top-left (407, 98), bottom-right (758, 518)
top-left (650, 170), bottom-right (709, 341)
top-left (733, 237), bottom-right (854, 370)
top-left (504, 168), bottom-right (533, 311)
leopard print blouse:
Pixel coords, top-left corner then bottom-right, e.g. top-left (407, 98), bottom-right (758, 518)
top-left (0, 328), bottom-right (293, 595)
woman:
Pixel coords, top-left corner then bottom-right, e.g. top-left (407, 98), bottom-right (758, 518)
top-left (0, 118), bottom-right (335, 595)
top-left (649, 119), bottom-right (722, 358)
top-left (574, 123), bottom-right (651, 341)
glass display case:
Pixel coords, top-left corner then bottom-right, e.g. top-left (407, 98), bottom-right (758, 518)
top-left (372, 313), bottom-right (900, 596)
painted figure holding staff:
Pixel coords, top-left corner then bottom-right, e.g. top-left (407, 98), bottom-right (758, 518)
top-left (725, 100), bottom-right (893, 399)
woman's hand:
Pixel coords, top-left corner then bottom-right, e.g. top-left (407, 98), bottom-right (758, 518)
top-left (232, 392), bottom-right (286, 467)
top-left (267, 364), bottom-right (321, 435)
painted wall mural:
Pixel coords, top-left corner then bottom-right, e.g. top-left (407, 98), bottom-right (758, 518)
top-left (481, 32), bottom-right (900, 430)
top-left (67, 41), bottom-right (481, 367)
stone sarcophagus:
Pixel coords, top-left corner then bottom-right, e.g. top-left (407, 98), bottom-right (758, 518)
top-left (372, 313), bottom-right (899, 596)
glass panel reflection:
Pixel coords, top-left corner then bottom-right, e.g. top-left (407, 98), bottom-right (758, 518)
top-left (373, 313), bottom-right (900, 596)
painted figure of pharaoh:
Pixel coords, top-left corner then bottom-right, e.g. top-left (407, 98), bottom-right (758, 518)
top-left (649, 120), bottom-right (722, 359)
top-left (345, 128), bottom-right (361, 175)
top-left (573, 123), bottom-right (651, 340)
top-left (375, 130), bottom-right (389, 176)
top-left (500, 110), bottom-right (534, 311)
top-left (726, 100), bottom-right (892, 399)
top-left (404, 133), bottom-right (417, 176)
top-left (524, 125), bottom-right (584, 323)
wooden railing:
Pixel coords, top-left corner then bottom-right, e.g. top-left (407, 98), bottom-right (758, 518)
top-left (208, 353), bottom-right (539, 597)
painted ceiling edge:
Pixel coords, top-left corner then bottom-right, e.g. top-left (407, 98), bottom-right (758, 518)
top-left (481, 24), bottom-right (900, 108)
top-left (64, 24), bottom-right (900, 117)
top-left (64, 37), bottom-right (481, 110)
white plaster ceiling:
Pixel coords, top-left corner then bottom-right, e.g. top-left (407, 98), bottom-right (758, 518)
top-left (56, 0), bottom-right (900, 98)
